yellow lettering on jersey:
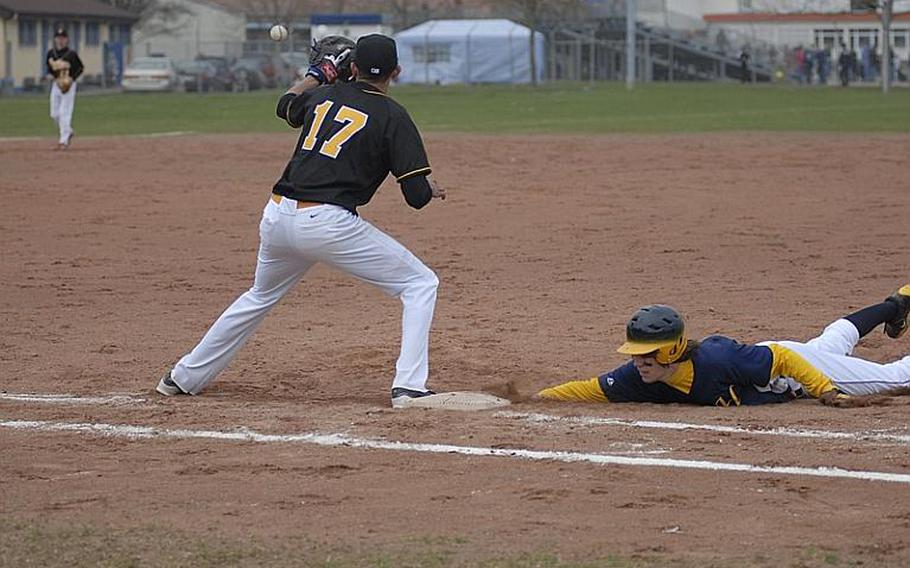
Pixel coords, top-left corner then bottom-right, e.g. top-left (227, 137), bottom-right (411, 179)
top-left (302, 100), bottom-right (334, 151)
top-left (320, 106), bottom-right (369, 159)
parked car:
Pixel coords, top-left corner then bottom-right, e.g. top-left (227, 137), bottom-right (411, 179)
top-left (176, 60), bottom-right (218, 92)
top-left (233, 54), bottom-right (294, 88)
top-left (194, 56), bottom-right (238, 91)
top-left (230, 57), bottom-right (267, 90)
top-left (280, 51), bottom-right (311, 80)
top-left (122, 57), bottom-right (177, 92)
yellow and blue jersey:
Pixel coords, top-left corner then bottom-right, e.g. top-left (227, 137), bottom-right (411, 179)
top-left (540, 335), bottom-right (836, 406)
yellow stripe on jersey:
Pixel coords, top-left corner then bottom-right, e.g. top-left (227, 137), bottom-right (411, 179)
top-left (664, 360), bottom-right (695, 394)
top-left (537, 377), bottom-right (608, 403)
top-left (767, 343), bottom-right (836, 397)
top-left (396, 166), bottom-right (432, 182)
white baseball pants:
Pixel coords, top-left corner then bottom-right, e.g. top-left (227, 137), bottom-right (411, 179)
top-left (763, 319), bottom-right (910, 396)
top-left (49, 81), bottom-right (76, 145)
top-left (172, 196), bottom-right (438, 395)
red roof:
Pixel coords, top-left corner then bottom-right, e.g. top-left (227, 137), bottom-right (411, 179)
top-left (0, 0), bottom-right (138, 19)
top-left (704, 11), bottom-right (910, 24)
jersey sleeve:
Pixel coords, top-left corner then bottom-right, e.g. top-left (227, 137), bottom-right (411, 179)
top-left (537, 377), bottom-right (608, 403)
top-left (276, 92), bottom-right (311, 128)
top-left (386, 110), bottom-right (431, 182)
top-left (597, 361), bottom-right (652, 402)
top-left (70, 52), bottom-right (84, 80)
top-left (399, 175), bottom-right (433, 209)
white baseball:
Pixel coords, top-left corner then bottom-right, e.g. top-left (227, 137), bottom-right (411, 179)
top-left (269, 25), bottom-right (288, 42)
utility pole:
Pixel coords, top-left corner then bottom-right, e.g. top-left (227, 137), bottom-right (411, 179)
top-left (626, 0), bottom-right (636, 90)
top-left (881, 0), bottom-right (892, 94)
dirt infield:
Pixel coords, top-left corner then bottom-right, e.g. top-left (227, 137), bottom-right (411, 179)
top-left (2, 132), bottom-right (910, 567)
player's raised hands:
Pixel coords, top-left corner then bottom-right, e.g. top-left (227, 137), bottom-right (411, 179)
top-left (307, 36), bottom-right (355, 85)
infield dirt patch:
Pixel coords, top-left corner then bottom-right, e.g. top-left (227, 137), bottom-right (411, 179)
top-left (2, 132), bottom-right (909, 566)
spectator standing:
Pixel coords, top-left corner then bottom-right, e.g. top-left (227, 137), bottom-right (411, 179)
top-left (838, 44), bottom-right (851, 87)
top-left (860, 45), bottom-right (871, 81)
top-left (817, 47), bottom-right (829, 84)
top-left (803, 49), bottom-right (814, 85)
top-left (739, 47), bottom-right (752, 83)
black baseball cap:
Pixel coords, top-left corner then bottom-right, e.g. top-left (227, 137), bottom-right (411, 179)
top-left (55, 28), bottom-right (68, 38)
top-left (354, 34), bottom-right (397, 79)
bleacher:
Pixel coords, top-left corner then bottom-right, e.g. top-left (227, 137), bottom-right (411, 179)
top-left (546, 18), bottom-right (775, 83)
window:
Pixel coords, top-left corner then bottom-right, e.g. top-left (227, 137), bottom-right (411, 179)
top-left (109, 23), bottom-right (131, 45)
top-left (892, 30), bottom-right (908, 49)
top-left (412, 43), bottom-right (451, 64)
top-left (18, 19), bottom-right (37, 46)
top-left (813, 29), bottom-right (843, 50)
top-left (850, 29), bottom-right (879, 51)
top-left (86, 22), bottom-right (100, 46)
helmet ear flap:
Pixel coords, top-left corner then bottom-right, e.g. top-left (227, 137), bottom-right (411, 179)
top-left (655, 335), bottom-right (687, 365)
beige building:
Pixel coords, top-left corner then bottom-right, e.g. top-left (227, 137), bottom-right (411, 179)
top-left (132, 0), bottom-right (246, 61)
top-left (0, 0), bottom-right (138, 90)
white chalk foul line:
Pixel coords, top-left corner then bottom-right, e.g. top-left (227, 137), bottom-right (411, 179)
top-left (496, 411), bottom-right (910, 445)
top-left (3, 418), bottom-right (910, 484)
top-left (0, 131), bottom-right (196, 143)
top-left (0, 393), bottom-right (146, 405)
top-left (4, 392), bottom-right (909, 446)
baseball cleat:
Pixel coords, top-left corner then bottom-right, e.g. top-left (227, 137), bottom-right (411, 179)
top-left (156, 370), bottom-right (187, 396)
top-left (884, 284), bottom-right (910, 339)
top-left (391, 387), bottom-right (435, 409)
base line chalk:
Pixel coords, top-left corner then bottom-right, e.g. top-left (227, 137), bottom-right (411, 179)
top-left (3, 418), bottom-right (910, 484)
top-left (496, 410), bottom-right (910, 445)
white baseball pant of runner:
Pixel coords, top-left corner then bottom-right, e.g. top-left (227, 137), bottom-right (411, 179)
top-left (171, 196), bottom-right (438, 395)
top-left (762, 319), bottom-right (910, 396)
top-left (49, 81), bottom-right (76, 145)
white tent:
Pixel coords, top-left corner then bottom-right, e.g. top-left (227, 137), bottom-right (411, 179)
top-left (394, 19), bottom-right (545, 85)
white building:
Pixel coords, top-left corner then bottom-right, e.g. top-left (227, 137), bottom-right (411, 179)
top-left (634, 0), bottom-right (909, 74)
top-left (132, 0), bottom-right (246, 61)
top-left (704, 11), bottom-right (910, 56)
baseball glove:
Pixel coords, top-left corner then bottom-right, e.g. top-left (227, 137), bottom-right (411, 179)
top-left (57, 76), bottom-right (73, 93)
top-left (49, 58), bottom-right (72, 93)
top-left (307, 35), bottom-right (355, 84)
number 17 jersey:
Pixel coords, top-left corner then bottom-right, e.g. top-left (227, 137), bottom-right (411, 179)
top-left (273, 81), bottom-right (432, 214)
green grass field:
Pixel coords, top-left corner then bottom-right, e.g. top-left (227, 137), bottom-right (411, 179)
top-left (1, 83), bottom-right (909, 138)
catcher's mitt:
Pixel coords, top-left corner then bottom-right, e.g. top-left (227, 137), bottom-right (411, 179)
top-left (57, 76), bottom-right (73, 93)
top-left (308, 35), bottom-right (355, 83)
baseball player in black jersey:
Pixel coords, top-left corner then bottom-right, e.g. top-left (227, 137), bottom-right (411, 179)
top-left (157, 34), bottom-right (446, 408)
top-left (46, 28), bottom-right (83, 150)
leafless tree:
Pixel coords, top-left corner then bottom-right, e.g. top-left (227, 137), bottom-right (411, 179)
top-left (247, 0), bottom-right (313, 24)
top-left (96, 0), bottom-right (191, 37)
top-left (508, 0), bottom-right (587, 85)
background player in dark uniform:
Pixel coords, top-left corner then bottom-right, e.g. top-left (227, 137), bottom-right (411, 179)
top-left (157, 34), bottom-right (446, 408)
top-left (45, 28), bottom-right (83, 150)
top-left (538, 286), bottom-right (910, 407)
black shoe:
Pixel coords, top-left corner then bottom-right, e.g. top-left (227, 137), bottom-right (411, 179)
top-left (391, 387), bottom-right (435, 409)
top-left (884, 285), bottom-right (910, 339)
top-left (156, 370), bottom-right (187, 396)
